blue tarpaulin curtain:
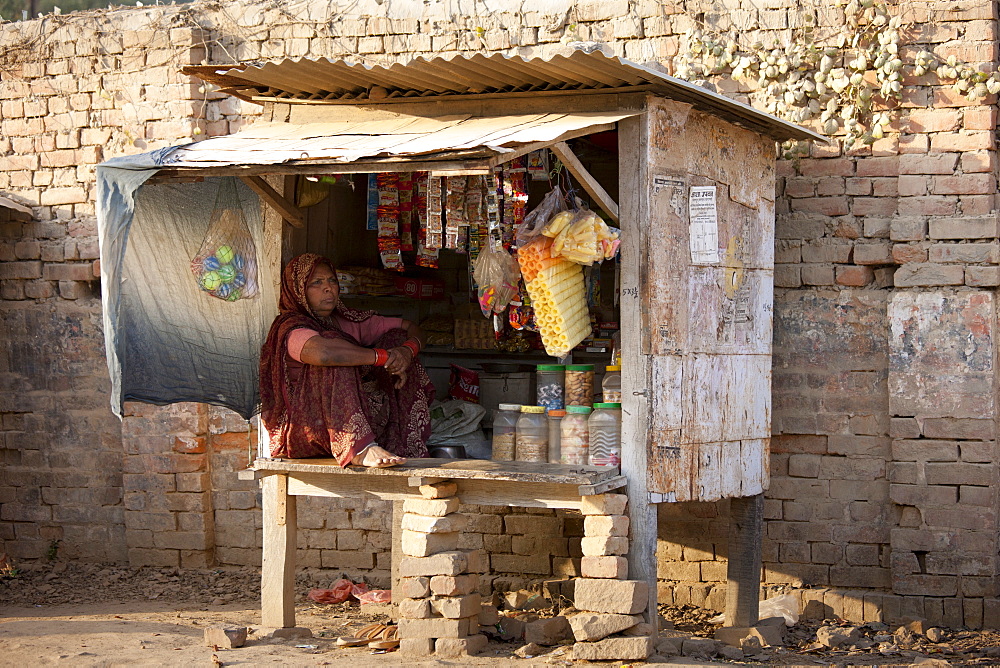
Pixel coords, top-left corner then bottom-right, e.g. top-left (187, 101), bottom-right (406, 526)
top-left (96, 150), bottom-right (276, 419)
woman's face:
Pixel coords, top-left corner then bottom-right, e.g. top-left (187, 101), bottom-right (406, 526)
top-left (305, 263), bottom-right (340, 317)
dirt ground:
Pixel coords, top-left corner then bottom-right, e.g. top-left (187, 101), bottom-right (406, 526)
top-left (2, 563), bottom-right (1000, 667)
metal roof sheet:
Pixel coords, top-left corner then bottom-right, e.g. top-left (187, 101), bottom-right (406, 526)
top-left (183, 50), bottom-right (822, 143)
top-left (164, 110), bottom-right (639, 168)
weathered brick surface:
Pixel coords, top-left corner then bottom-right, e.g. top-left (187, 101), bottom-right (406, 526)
top-left (3, 0), bottom-right (999, 624)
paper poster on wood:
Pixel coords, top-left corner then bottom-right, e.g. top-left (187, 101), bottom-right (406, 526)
top-left (688, 185), bottom-right (719, 265)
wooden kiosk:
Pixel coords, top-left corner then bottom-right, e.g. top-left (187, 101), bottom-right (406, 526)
top-left (146, 50), bottom-right (820, 659)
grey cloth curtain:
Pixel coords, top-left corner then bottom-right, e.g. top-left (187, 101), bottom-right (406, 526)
top-left (97, 151), bottom-right (275, 419)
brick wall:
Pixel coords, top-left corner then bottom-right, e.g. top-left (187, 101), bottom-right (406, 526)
top-left (1, 0), bottom-right (998, 625)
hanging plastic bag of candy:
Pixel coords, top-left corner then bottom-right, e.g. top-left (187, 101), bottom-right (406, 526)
top-left (190, 178), bottom-right (259, 302)
top-left (472, 246), bottom-right (521, 317)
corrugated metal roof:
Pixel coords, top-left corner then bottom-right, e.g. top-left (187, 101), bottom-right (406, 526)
top-left (164, 110), bottom-right (639, 168)
top-left (183, 50), bottom-right (822, 143)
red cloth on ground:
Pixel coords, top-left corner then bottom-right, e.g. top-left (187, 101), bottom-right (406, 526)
top-left (259, 254), bottom-right (434, 465)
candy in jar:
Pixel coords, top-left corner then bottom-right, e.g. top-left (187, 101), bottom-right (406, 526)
top-left (535, 364), bottom-right (565, 410)
top-left (560, 405), bottom-right (592, 465)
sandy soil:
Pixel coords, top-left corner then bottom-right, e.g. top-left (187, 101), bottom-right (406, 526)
top-left (3, 563), bottom-right (1000, 667)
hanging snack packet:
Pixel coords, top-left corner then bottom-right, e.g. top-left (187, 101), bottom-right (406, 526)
top-left (190, 178), bottom-right (260, 302)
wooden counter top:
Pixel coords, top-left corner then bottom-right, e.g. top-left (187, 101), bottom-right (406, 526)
top-left (253, 457), bottom-right (622, 489)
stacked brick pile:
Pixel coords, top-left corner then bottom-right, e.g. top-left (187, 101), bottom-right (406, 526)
top-left (397, 481), bottom-right (489, 658)
top-left (569, 493), bottom-right (653, 661)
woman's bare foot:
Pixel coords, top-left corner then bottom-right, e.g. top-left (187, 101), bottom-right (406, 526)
top-left (351, 444), bottom-right (406, 468)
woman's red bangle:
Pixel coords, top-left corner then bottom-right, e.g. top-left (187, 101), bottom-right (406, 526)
top-left (372, 348), bottom-right (389, 366)
top-left (402, 340), bottom-right (420, 357)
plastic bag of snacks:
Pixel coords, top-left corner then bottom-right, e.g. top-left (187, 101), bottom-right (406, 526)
top-left (448, 364), bottom-right (480, 403)
top-left (472, 246), bottom-right (521, 316)
top-left (543, 208), bottom-right (620, 265)
top-left (190, 179), bottom-right (259, 302)
top-left (515, 186), bottom-right (565, 248)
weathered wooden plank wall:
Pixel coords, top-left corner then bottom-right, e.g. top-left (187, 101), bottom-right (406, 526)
top-left (641, 96), bottom-right (774, 503)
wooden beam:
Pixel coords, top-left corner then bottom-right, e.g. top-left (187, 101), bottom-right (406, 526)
top-left (261, 473), bottom-right (297, 628)
top-left (549, 140), bottom-right (620, 224)
top-left (486, 122), bottom-right (617, 171)
top-left (578, 475), bottom-right (627, 496)
top-left (725, 493), bottom-right (764, 627)
top-left (240, 175), bottom-right (305, 228)
top-left (619, 114), bottom-right (658, 637)
top-left (155, 158), bottom-right (492, 180)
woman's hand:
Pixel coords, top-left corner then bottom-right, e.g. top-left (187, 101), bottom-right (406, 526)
top-left (384, 346), bottom-right (413, 375)
top-left (393, 368), bottom-right (408, 390)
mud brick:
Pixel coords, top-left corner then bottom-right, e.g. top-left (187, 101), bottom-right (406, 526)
top-left (580, 493), bottom-right (628, 516)
top-left (430, 574), bottom-right (479, 596)
top-left (504, 515), bottom-right (561, 535)
top-left (398, 616), bottom-right (471, 639)
top-left (399, 576), bottom-right (430, 599)
top-left (573, 635), bottom-right (653, 660)
top-left (479, 604), bottom-right (500, 626)
top-left (400, 637), bottom-right (435, 656)
top-left (203, 626), bottom-right (247, 649)
top-left (574, 578), bottom-right (648, 615)
top-left (581, 555), bottom-right (629, 579)
top-left (553, 557), bottom-right (581, 577)
top-left (418, 481), bottom-right (458, 499)
top-left (401, 512), bottom-right (467, 533)
top-left (434, 634), bottom-right (487, 658)
top-left (402, 530), bottom-right (460, 557)
top-left (402, 497), bottom-right (460, 517)
top-left (894, 263), bottom-right (964, 287)
top-left (464, 549), bottom-right (489, 573)
top-left (526, 615), bottom-right (573, 645)
top-left (400, 551), bottom-right (467, 577)
top-left (398, 597), bottom-right (433, 619)
top-left (431, 593), bottom-right (481, 619)
top-left (928, 216), bottom-right (999, 240)
top-left (569, 613), bottom-right (643, 642)
top-left (584, 514), bottom-right (629, 537)
top-left (581, 536), bottom-right (629, 556)
top-left (891, 439), bottom-right (959, 462)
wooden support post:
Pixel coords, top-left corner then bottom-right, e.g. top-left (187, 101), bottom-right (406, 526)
top-left (391, 500), bottom-right (403, 596)
top-left (725, 493), bottom-right (764, 627)
top-left (549, 140), bottom-right (620, 223)
top-left (240, 175), bottom-right (305, 228)
top-left (261, 473), bottom-right (297, 628)
top-left (618, 115), bottom-right (657, 632)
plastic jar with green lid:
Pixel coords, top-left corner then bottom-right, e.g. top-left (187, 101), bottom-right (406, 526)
top-left (560, 405), bottom-right (592, 465)
top-left (565, 364), bottom-right (595, 407)
top-left (536, 364), bottom-right (565, 410)
top-left (492, 403), bottom-right (521, 461)
top-left (588, 402), bottom-right (621, 468)
top-left (516, 405), bottom-right (548, 462)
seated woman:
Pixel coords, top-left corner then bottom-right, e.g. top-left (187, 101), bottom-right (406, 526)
top-left (259, 253), bottom-right (435, 468)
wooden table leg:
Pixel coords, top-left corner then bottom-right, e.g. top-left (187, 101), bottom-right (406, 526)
top-left (261, 473), bottom-right (297, 628)
top-left (391, 500), bottom-right (403, 595)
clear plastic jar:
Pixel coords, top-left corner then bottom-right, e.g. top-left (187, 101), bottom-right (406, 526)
top-left (565, 364), bottom-right (594, 407)
top-left (536, 364), bottom-right (565, 411)
top-left (516, 405), bottom-right (548, 463)
top-left (560, 405), bottom-right (592, 465)
top-left (492, 403), bottom-right (521, 461)
top-left (547, 409), bottom-right (565, 464)
top-left (602, 365), bottom-right (622, 403)
top-left (588, 402), bottom-right (621, 468)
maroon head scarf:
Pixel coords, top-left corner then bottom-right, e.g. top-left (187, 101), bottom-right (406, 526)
top-left (259, 254), bottom-right (433, 464)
